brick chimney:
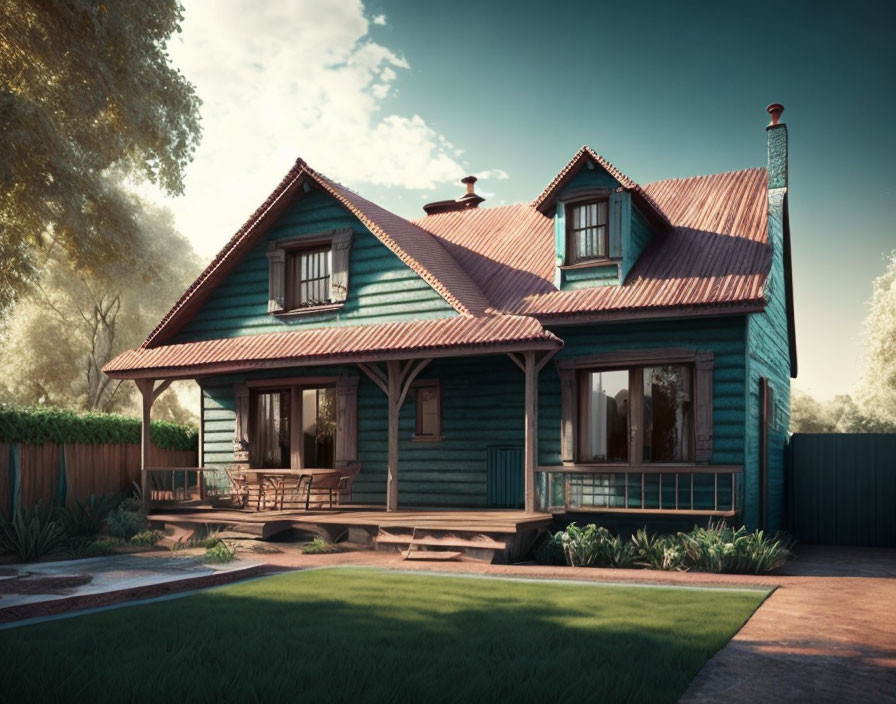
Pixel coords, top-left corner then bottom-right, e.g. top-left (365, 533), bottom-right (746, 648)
top-left (766, 103), bottom-right (787, 190)
top-left (423, 176), bottom-right (485, 215)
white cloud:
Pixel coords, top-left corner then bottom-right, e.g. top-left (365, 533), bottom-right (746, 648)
top-left (476, 168), bottom-right (510, 181)
top-left (151, 0), bottom-right (500, 258)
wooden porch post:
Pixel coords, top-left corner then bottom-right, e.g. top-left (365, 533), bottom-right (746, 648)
top-left (359, 358), bottom-right (432, 512)
top-left (508, 350), bottom-right (556, 513)
top-left (523, 352), bottom-right (537, 513)
top-left (135, 379), bottom-right (154, 513)
top-left (134, 378), bottom-right (174, 512)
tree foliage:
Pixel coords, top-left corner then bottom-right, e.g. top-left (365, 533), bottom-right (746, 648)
top-left (0, 0), bottom-right (201, 313)
top-left (0, 199), bottom-right (201, 419)
top-left (790, 391), bottom-right (896, 433)
top-left (858, 250), bottom-right (896, 425)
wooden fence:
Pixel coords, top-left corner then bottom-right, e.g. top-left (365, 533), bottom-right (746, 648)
top-left (787, 433), bottom-right (896, 548)
top-left (0, 442), bottom-right (198, 515)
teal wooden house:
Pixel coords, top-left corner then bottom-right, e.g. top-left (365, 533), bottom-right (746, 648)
top-left (106, 104), bottom-right (796, 539)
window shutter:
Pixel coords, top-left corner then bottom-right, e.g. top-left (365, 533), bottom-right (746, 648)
top-left (233, 383), bottom-right (250, 462)
top-left (554, 202), bottom-right (566, 287)
top-left (557, 362), bottom-right (576, 463)
top-left (266, 244), bottom-right (286, 312)
top-left (334, 375), bottom-right (359, 465)
top-left (609, 191), bottom-right (630, 260)
top-left (330, 227), bottom-right (353, 303)
top-left (694, 352), bottom-right (714, 462)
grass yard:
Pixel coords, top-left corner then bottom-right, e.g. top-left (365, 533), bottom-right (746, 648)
top-left (0, 568), bottom-right (767, 703)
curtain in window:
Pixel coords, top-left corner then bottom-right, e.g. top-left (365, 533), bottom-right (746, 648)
top-left (585, 370), bottom-right (629, 462)
top-left (251, 390), bottom-right (290, 468)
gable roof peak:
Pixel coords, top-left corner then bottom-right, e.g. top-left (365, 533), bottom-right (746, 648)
top-left (533, 145), bottom-right (672, 231)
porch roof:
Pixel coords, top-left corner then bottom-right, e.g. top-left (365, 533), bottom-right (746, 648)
top-left (103, 313), bottom-right (561, 379)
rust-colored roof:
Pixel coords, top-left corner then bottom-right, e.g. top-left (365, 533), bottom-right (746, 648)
top-left (532, 145), bottom-right (672, 231)
top-left (414, 168), bottom-right (770, 320)
top-left (142, 159), bottom-right (492, 349)
top-left (105, 314), bottom-right (561, 379)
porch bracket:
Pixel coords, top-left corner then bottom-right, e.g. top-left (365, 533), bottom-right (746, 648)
top-left (358, 358), bottom-right (433, 512)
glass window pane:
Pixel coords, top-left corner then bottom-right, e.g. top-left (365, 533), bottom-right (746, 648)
top-left (584, 370), bottom-right (629, 462)
top-left (302, 387), bottom-right (336, 468)
top-left (643, 365), bottom-right (694, 462)
top-left (418, 387), bottom-right (439, 436)
top-left (251, 390), bottom-right (290, 468)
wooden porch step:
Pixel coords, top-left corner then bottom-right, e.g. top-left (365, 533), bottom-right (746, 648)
top-left (408, 535), bottom-right (507, 551)
top-left (402, 550), bottom-right (463, 561)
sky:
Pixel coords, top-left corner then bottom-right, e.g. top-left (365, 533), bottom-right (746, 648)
top-left (152, 0), bottom-right (896, 401)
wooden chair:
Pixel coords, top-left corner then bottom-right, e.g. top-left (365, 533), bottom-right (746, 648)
top-left (223, 468), bottom-right (250, 509)
top-left (334, 465), bottom-right (361, 506)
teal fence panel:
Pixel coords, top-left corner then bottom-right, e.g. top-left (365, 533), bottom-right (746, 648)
top-left (486, 447), bottom-right (524, 509)
top-left (787, 433), bottom-right (896, 547)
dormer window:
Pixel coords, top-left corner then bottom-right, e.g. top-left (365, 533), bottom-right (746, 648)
top-left (267, 227), bottom-right (352, 315)
top-left (567, 199), bottom-right (609, 264)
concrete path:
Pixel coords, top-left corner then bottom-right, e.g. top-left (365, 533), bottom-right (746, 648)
top-left (0, 553), bottom-right (260, 623)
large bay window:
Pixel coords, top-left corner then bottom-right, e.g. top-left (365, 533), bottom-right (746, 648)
top-left (559, 349), bottom-right (714, 467)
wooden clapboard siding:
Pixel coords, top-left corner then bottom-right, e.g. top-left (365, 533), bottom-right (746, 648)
top-left (624, 207), bottom-right (653, 282)
top-left (562, 264), bottom-right (619, 290)
top-left (174, 189), bottom-right (455, 344)
top-left (540, 316), bottom-right (748, 469)
top-left (744, 188), bottom-right (792, 531)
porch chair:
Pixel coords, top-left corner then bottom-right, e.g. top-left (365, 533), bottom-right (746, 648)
top-left (333, 464), bottom-right (361, 506)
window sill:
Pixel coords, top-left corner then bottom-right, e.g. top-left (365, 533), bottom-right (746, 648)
top-left (411, 434), bottom-right (444, 443)
top-left (560, 259), bottom-right (620, 271)
top-left (273, 302), bottom-right (344, 318)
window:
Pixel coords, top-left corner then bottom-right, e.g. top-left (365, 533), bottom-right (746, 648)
top-left (577, 364), bottom-right (695, 464)
top-left (287, 246), bottom-right (331, 308)
top-left (643, 365), bottom-right (693, 462)
top-left (567, 199), bottom-right (609, 264)
top-left (414, 384), bottom-right (441, 440)
top-left (266, 228), bottom-right (353, 314)
top-left (248, 384), bottom-right (338, 469)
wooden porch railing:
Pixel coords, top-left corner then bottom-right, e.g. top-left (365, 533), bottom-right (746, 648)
top-left (535, 465), bottom-right (742, 517)
top-left (146, 467), bottom-right (218, 506)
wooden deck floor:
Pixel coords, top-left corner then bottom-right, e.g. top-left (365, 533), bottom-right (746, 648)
top-left (150, 506), bottom-right (553, 537)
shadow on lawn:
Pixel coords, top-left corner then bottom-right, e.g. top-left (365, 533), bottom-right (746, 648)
top-left (0, 569), bottom-right (766, 704)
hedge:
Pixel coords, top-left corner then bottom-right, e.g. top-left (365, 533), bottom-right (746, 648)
top-left (0, 405), bottom-right (199, 452)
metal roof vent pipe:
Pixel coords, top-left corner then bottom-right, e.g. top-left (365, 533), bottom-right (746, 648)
top-left (423, 176), bottom-right (485, 215)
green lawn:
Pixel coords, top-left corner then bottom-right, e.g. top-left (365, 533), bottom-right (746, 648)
top-left (0, 568), bottom-right (766, 703)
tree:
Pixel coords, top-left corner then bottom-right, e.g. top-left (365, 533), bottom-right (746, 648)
top-left (0, 197), bottom-right (201, 422)
top-left (858, 250), bottom-right (896, 425)
top-left (790, 390), bottom-right (896, 433)
top-left (0, 0), bottom-right (201, 314)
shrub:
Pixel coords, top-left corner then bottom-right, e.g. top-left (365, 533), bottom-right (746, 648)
top-left (130, 531), bottom-right (162, 547)
top-left (66, 536), bottom-right (122, 557)
top-left (0, 404), bottom-right (198, 451)
top-left (538, 521), bottom-right (793, 574)
top-left (0, 504), bottom-right (65, 562)
top-left (194, 533), bottom-right (224, 549)
top-left (557, 523), bottom-right (636, 568)
top-left (677, 521), bottom-right (794, 574)
top-left (631, 529), bottom-right (685, 571)
top-left (57, 493), bottom-right (119, 537)
top-left (202, 541), bottom-right (237, 563)
top-left (301, 537), bottom-right (337, 555)
top-left (105, 505), bottom-right (148, 540)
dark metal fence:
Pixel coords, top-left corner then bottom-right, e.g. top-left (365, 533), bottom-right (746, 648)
top-left (787, 433), bottom-right (896, 547)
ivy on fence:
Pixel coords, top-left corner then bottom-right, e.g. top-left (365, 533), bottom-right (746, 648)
top-left (0, 405), bottom-right (198, 452)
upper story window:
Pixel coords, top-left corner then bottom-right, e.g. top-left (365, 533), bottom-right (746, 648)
top-left (567, 199), bottom-right (609, 264)
top-left (267, 228), bottom-right (352, 315)
top-left (287, 246), bottom-right (331, 308)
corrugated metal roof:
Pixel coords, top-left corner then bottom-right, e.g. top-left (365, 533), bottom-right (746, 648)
top-left (142, 159), bottom-right (492, 349)
top-left (105, 314), bottom-right (561, 378)
top-left (414, 168), bottom-right (771, 319)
